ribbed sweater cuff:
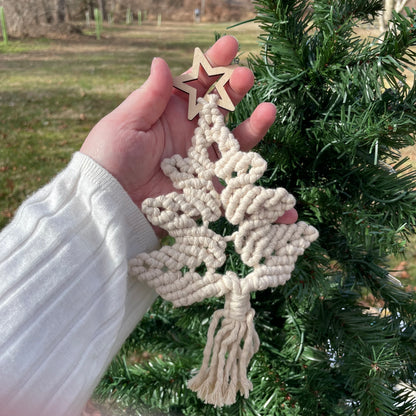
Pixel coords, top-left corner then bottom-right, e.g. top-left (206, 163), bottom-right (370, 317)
top-left (69, 152), bottom-right (159, 258)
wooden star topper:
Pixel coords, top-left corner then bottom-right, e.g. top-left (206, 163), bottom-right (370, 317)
top-left (173, 47), bottom-right (235, 120)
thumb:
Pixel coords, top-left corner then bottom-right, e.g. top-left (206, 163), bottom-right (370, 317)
top-left (114, 57), bottom-right (173, 130)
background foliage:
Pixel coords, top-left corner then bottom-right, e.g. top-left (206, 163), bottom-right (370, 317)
top-left (0, 0), bottom-right (254, 37)
top-left (96, 0), bottom-right (416, 415)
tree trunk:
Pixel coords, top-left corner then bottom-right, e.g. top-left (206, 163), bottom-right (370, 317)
top-left (97, 0), bottom-right (107, 21)
top-left (57, 0), bottom-right (66, 22)
top-left (384, 0), bottom-right (394, 22)
top-left (41, 0), bottom-right (54, 24)
top-left (379, 0), bottom-right (409, 33)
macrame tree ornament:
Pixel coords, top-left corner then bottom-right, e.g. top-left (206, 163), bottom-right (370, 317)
top-left (129, 94), bottom-right (318, 407)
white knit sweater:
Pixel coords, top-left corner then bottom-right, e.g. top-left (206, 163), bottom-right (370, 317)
top-left (0, 152), bottom-right (159, 416)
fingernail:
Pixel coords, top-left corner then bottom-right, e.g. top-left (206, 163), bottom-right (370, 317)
top-left (229, 35), bottom-right (239, 45)
top-left (151, 57), bottom-right (160, 72)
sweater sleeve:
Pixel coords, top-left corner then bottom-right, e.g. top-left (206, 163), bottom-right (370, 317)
top-left (0, 152), bottom-right (160, 416)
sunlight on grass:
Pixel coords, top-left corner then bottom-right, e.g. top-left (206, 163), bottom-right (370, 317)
top-left (0, 21), bottom-right (261, 229)
top-left (0, 37), bottom-right (51, 54)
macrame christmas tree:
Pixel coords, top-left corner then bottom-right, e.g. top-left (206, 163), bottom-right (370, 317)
top-left (129, 94), bottom-right (318, 407)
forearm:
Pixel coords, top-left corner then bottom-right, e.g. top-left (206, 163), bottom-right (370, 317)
top-left (0, 152), bottom-right (159, 416)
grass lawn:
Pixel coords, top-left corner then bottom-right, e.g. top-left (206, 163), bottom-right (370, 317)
top-left (0, 21), bottom-right (261, 229)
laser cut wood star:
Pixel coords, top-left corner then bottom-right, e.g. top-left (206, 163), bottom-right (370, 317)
top-left (173, 47), bottom-right (235, 120)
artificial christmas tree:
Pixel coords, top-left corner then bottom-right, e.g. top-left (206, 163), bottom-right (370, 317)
top-left (95, 0), bottom-right (416, 415)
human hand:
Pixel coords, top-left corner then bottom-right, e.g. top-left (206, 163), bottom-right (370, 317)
top-left (80, 35), bottom-right (297, 227)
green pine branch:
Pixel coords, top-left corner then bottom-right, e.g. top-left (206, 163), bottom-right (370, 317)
top-left (96, 0), bottom-right (416, 414)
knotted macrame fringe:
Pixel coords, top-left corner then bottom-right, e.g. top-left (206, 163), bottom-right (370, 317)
top-left (129, 94), bottom-right (319, 407)
top-left (187, 289), bottom-right (260, 406)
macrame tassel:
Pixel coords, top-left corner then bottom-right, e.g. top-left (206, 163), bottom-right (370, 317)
top-left (187, 291), bottom-right (260, 406)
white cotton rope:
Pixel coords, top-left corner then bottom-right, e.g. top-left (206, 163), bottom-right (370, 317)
top-left (129, 95), bottom-right (319, 407)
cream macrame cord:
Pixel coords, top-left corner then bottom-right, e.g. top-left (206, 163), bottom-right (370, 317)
top-left (129, 95), bottom-right (319, 407)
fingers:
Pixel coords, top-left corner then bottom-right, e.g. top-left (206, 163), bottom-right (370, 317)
top-left (177, 36), bottom-right (254, 110)
top-left (204, 37), bottom-right (254, 108)
top-left (197, 35), bottom-right (239, 91)
top-left (205, 35), bottom-right (239, 67)
top-left (233, 102), bottom-right (277, 151)
top-left (227, 67), bottom-right (254, 104)
top-left (276, 208), bottom-right (298, 224)
top-left (114, 57), bottom-right (173, 130)
top-left (230, 103), bottom-right (298, 225)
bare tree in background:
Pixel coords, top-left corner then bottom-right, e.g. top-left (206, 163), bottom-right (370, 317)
top-left (0, 0), bottom-right (254, 36)
top-left (97, 0), bottom-right (107, 21)
top-left (0, 0), bottom-right (43, 36)
top-left (379, 0), bottom-right (409, 32)
top-left (0, 0), bottom-right (87, 36)
top-left (42, 0), bottom-right (55, 23)
top-left (57, 0), bottom-right (66, 22)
